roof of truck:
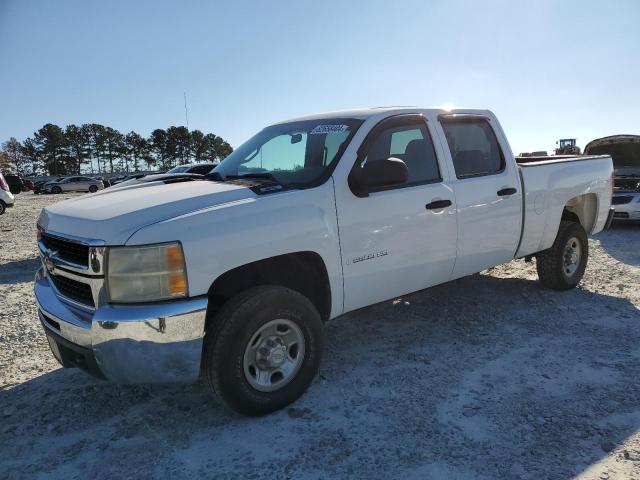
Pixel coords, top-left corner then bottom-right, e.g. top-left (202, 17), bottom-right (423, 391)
top-left (274, 106), bottom-right (492, 124)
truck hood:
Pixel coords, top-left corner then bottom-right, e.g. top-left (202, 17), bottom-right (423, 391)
top-left (584, 135), bottom-right (640, 169)
top-left (37, 180), bottom-right (254, 244)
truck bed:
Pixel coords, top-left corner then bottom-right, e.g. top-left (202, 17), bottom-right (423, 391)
top-left (515, 154), bottom-right (613, 259)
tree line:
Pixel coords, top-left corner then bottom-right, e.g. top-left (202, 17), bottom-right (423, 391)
top-left (0, 123), bottom-right (233, 177)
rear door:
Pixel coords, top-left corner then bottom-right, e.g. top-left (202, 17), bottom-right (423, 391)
top-left (437, 115), bottom-right (522, 278)
top-left (60, 178), bottom-right (74, 192)
top-left (335, 114), bottom-right (458, 312)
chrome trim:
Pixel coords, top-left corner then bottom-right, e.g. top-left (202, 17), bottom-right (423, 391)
top-left (41, 263), bottom-right (104, 311)
top-left (38, 228), bottom-right (108, 309)
top-left (35, 269), bottom-right (93, 347)
top-left (35, 268), bottom-right (208, 383)
top-left (37, 227), bottom-right (106, 247)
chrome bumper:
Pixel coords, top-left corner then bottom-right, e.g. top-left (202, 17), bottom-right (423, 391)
top-left (35, 268), bottom-right (207, 383)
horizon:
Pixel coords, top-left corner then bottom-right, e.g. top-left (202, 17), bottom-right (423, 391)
top-left (1, 0), bottom-right (639, 154)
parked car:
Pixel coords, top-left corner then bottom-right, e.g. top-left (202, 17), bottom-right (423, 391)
top-left (44, 176), bottom-right (104, 194)
top-left (34, 107), bottom-right (613, 415)
top-left (3, 174), bottom-right (24, 194)
top-left (166, 162), bottom-right (217, 175)
top-left (0, 173), bottom-right (16, 214)
top-left (22, 179), bottom-right (35, 191)
top-left (92, 176), bottom-right (111, 188)
top-left (34, 177), bottom-right (64, 194)
top-left (584, 135), bottom-right (640, 221)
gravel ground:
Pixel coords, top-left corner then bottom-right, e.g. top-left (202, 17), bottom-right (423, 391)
top-left (1, 192), bottom-right (639, 479)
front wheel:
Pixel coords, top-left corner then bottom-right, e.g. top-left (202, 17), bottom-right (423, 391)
top-left (89, 185), bottom-right (98, 193)
top-left (536, 220), bottom-right (588, 290)
top-left (203, 286), bottom-right (324, 416)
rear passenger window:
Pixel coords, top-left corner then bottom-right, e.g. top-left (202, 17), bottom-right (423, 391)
top-left (354, 116), bottom-right (441, 186)
top-left (440, 119), bottom-right (505, 179)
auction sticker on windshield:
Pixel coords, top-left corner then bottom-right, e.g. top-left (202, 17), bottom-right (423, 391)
top-left (310, 124), bottom-right (349, 135)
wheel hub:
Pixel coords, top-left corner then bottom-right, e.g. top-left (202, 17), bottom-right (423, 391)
top-left (243, 319), bottom-right (305, 392)
top-left (257, 337), bottom-right (288, 368)
top-left (562, 236), bottom-right (581, 277)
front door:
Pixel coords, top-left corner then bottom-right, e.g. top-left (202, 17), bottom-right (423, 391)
top-left (335, 115), bottom-right (458, 313)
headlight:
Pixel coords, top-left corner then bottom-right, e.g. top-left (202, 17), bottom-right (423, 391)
top-left (106, 242), bottom-right (188, 303)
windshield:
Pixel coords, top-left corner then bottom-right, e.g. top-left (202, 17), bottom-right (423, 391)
top-left (213, 118), bottom-right (363, 187)
top-left (167, 165), bottom-right (190, 173)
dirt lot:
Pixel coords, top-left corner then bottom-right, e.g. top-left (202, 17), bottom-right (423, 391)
top-left (1, 192), bottom-right (639, 479)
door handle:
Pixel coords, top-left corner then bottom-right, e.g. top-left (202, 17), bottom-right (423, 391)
top-left (497, 187), bottom-right (517, 196)
top-left (425, 199), bottom-right (452, 210)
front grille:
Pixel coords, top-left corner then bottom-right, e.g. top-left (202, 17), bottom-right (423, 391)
top-left (41, 233), bottom-right (89, 267)
top-left (49, 273), bottom-right (95, 307)
top-left (612, 196), bottom-right (633, 205)
top-left (614, 212), bottom-right (629, 219)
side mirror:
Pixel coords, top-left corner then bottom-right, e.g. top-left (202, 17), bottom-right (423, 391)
top-left (349, 157), bottom-right (408, 197)
top-left (290, 133), bottom-right (302, 144)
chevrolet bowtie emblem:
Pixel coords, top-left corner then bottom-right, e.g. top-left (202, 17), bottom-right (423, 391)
top-left (43, 251), bottom-right (56, 274)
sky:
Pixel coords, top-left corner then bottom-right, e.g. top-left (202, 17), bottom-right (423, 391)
top-left (1, 0), bottom-right (638, 154)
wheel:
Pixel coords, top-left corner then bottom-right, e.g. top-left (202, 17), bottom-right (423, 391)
top-left (89, 185), bottom-right (98, 193)
top-left (51, 186), bottom-right (62, 194)
top-left (0, 201), bottom-right (5, 215)
top-left (203, 285), bottom-right (324, 416)
top-left (536, 221), bottom-right (588, 290)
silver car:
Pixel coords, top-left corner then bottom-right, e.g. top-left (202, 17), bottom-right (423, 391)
top-left (612, 191), bottom-right (640, 221)
top-left (45, 176), bottom-right (104, 194)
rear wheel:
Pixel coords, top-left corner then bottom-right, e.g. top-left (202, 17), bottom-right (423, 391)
top-left (89, 185), bottom-right (98, 193)
top-left (203, 285), bottom-right (324, 416)
top-left (51, 186), bottom-right (62, 194)
top-left (536, 221), bottom-right (588, 290)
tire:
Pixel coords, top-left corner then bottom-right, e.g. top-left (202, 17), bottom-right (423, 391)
top-left (0, 201), bottom-right (5, 215)
top-left (536, 220), bottom-right (588, 290)
top-left (203, 285), bottom-right (324, 416)
top-left (51, 186), bottom-right (62, 194)
top-left (89, 185), bottom-right (98, 193)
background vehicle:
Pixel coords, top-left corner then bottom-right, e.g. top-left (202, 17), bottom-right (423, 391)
top-left (110, 173), bottom-right (145, 186)
top-left (555, 138), bottom-right (581, 155)
top-left (0, 173), bottom-right (16, 214)
top-left (166, 162), bottom-right (217, 175)
top-left (34, 107), bottom-right (613, 416)
top-left (3, 174), bottom-right (24, 194)
top-left (34, 178), bottom-right (64, 194)
top-left (44, 176), bottom-right (104, 194)
top-left (22, 179), bottom-right (35, 191)
top-left (585, 134), bottom-right (640, 221)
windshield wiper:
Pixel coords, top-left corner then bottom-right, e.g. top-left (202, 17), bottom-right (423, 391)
top-left (203, 171), bottom-right (226, 182)
top-left (226, 173), bottom-right (281, 183)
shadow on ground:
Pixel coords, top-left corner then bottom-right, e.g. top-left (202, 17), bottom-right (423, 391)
top-left (1, 273), bottom-right (639, 479)
top-left (597, 221), bottom-right (640, 266)
top-left (0, 257), bottom-right (40, 285)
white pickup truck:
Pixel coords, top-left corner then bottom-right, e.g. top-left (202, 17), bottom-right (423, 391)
top-left (35, 107), bottom-right (614, 415)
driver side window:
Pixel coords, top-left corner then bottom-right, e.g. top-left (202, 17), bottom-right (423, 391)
top-left (355, 117), bottom-right (441, 186)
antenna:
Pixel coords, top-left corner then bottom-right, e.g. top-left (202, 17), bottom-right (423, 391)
top-left (183, 92), bottom-right (189, 129)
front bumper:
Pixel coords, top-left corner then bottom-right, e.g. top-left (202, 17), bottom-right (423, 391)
top-left (35, 268), bottom-right (207, 383)
top-left (612, 194), bottom-right (640, 220)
